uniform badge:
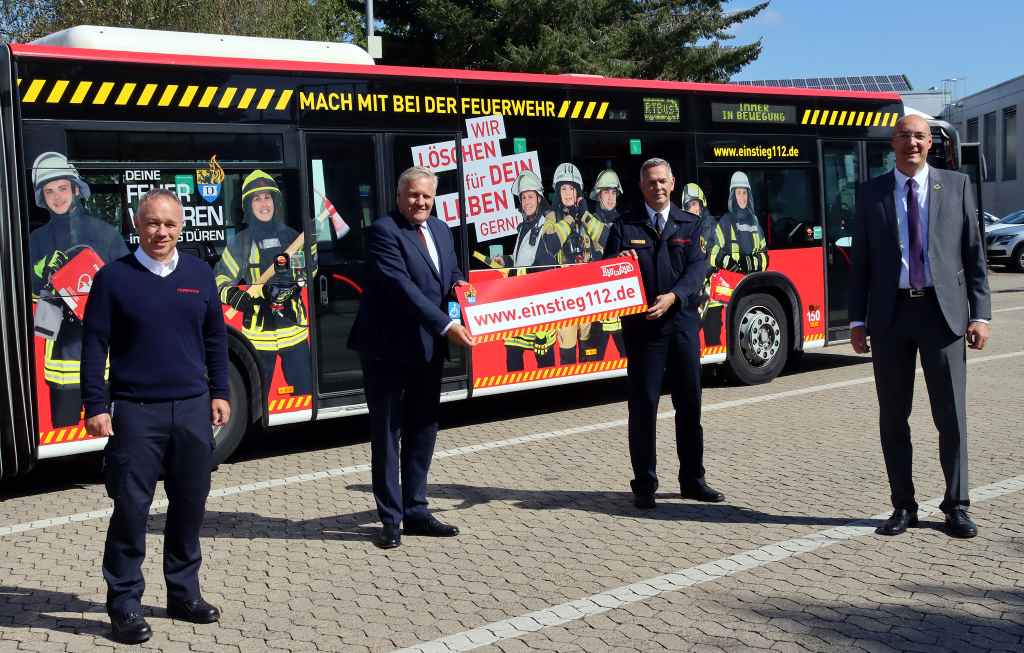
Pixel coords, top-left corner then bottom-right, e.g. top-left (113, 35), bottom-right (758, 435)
top-left (195, 155), bottom-right (224, 204)
top-left (629, 239), bottom-right (647, 245)
top-left (933, 183), bottom-right (942, 191)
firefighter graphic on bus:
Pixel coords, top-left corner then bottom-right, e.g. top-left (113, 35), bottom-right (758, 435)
top-left (29, 151), bottom-right (129, 429)
top-left (215, 170), bottom-right (312, 400)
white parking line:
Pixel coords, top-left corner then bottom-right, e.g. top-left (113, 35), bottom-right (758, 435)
top-left (394, 474), bottom-right (1024, 653)
top-left (2, 350), bottom-right (1022, 538)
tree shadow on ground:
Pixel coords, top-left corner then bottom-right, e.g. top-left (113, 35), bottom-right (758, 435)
top-left (185, 483), bottom-right (876, 542)
top-left (737, 583), bottom-right (1024, 652)
top-left (0, 585), bottom-right (117, 641)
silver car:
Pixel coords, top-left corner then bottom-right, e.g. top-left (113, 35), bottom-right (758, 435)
top-left (986, 218), bottom-right (1024, 272)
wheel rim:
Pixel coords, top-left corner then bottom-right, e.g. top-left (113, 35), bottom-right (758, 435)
top-left (737, 304), bottom-right (782, 367)
top-left (1018, 248), bottom-right (1024, 270)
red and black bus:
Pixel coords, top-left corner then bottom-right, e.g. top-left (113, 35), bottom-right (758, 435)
top-left (0, 26), bottom-right (947, 478)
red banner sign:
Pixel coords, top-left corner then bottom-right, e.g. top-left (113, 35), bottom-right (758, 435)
top-left (456, 257), bottom-right (648, 343)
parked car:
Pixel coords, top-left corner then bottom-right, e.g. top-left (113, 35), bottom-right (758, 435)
top-left (986, 209), bottom-right (1024, 234)
top-left (987, 223), bottom-right (1024, 272)
top-left (980, 210), bottom-right (1001, 226)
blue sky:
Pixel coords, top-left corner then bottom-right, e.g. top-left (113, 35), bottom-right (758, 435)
top-left (729, 0), bottom-right (1022, 98)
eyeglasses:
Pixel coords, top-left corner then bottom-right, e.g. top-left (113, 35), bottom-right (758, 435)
top-left (895, 131), bottom-right (930, 143)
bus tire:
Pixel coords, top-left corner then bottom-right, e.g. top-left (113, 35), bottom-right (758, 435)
top-left (212, 362), bottom-right (250, 465)
top-left (726, 293), bottom-right (788, 385)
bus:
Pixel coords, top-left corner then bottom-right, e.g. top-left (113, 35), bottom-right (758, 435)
top-left (0, 26), bottom-right (954, 479)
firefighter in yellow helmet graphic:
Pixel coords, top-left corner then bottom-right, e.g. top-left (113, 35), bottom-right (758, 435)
top-left (29, 151), bottom-right (129, 428)
top-left (583, 168), bottom-right (626, 361)
top-left (215, 170), bottom-right (311, 396)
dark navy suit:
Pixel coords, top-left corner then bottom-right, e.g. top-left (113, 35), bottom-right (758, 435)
top-left (348, 211), bottom-right (464, 526)
top-left (604, 203), bottom-right (708, 496)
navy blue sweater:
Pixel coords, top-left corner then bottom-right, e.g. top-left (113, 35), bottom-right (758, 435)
top-left (81, 252), bottom-right (229, 418)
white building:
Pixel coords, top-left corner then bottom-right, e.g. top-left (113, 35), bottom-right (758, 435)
top-left (947, 74), bottom-right (1023, 217)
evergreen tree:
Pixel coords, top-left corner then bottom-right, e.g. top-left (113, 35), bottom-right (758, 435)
top-left (372, 0), bottom-right (769, 82)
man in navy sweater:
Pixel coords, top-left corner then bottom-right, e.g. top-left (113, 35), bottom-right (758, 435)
top-left (82, 188), bottom-right (230, 644)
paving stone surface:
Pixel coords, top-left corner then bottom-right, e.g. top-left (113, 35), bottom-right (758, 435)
top-left (1, 270), bottom-right (1022, 652)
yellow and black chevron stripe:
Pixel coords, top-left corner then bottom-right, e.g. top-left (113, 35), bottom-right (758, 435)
top-left (472, 305), bottom-right (646, 345)
top-left (269, 394), bottom-right (312, 413)
top-left (474, 358), bottom-right (626, 388)
top-left (39, 425), bottom-right (94, 445)
top-left (556, 99), bottom-right (610, 120)
top-left (801, 109), bottom-right (900, 128)
top-left (804, 333), bottom-right (825, 343)
top-left (16, 78), bottom-right (294, 111)
top-left (701, 345), bottom-right (727, 357)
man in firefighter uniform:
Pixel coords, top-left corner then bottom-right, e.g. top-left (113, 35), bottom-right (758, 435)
top-left (548, 163), bottom-right (606, 364)
top-left (604, 158), bottom-right (724, 509)
top-left (502, 171), bottom-right (558, 371)
top-left (29, 152), bottom-right (129, 428)
top-left (681, 182), bottom-right (721, 346)
top-left (705, 173), bottom-right (767, 346)
top-left (585, 169), bottom-right (626, 361)
top-left (215, 170), bottom-right (311, 397)
top-left (709, 171), bottom-right (768, 273)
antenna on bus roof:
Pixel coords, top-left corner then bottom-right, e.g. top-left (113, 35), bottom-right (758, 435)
top-left (30, 25), bottom-right (375, 66)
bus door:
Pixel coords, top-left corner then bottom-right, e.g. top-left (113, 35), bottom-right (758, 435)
top-left (821, 140), bottom-right (862, 338)
top-left (306, 132), bottom-right (466, 405)
top-left (0, 48), bottom-right (37, 479)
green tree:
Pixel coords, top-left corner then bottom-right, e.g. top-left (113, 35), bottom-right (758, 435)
top-left (371, 0), bottom-right (769, 82)
top-left (2, 0), bottom-right (364, 44)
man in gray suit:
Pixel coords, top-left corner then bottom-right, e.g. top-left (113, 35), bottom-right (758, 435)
top-left (849, 114), bottom-right (991, 538)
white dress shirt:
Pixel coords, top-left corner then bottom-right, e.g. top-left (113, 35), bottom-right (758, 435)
top-left (411, 220), bottom-right (456, 335)
top-left (418, 223), bottom-right (440, 273)
top-left (135, 246), bottom-right (179, 277)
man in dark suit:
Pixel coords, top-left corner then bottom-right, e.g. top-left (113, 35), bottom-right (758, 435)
top-left (849, 114), bottom-right (991, 538)
top-left (349, 166), bottom-right (474, 549)
top-left (604, 158), bottom-right (724, 510)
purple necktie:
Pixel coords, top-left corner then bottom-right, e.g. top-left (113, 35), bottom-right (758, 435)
top-left (905, 179), bottom-right (926, 289)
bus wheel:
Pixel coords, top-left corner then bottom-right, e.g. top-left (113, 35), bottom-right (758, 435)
top-left (727, 293), bottom-right (788, 385)
top-left (212, 362), bottom-right (250, 465)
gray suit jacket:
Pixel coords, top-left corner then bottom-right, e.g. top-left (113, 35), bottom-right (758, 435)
top-left (849, 167), bottom-right (991, 336)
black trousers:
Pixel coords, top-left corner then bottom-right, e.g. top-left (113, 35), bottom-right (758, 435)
top-left (623, 321), bottom-right (705, 496)
top-left (257, 341), bottom-right (313, 396)
top-left (586, 323), bottom-right (625, 361)
top-left (870, 292), bottom-right (969, 513)
top-left (362, 355), bottom-right (443, 527)
top-left (505, 345), bottom-right (556, 372)
top-left (49, 384), bottom-right (83, 428)
top-left (102, 393), bottom-right (213, 617)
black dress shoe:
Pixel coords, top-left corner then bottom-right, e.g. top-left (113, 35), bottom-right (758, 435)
top-left (634, 494), bottom-right (656, 509)
top-left (875, 508), bottom-right (918, 536)
top-left (167, 598), bottom-right (220, 624)
top-left (110, 611), bottom-right (152, 644)
top-left (403, 515), bottom-right (459, 537)
top-left (944, 507), bottom-right (978, 538)
top-left (375, 523), bottom-right (402, 548)
top-left (680, 482), bottom-right (725, 503)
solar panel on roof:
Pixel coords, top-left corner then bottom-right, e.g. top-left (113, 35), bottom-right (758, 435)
top-left (733, 74), bottom-right (913, 91)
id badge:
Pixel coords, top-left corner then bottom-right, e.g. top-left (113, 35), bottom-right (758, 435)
top-left (447, 301), bottom-right (462, 324)
top-left (34, 300), bottom-right (63, 341)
